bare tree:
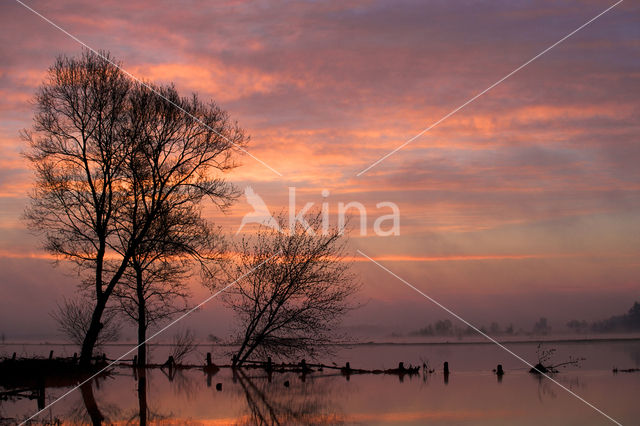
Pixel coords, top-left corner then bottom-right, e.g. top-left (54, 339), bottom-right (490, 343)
top-left (24, 51), bottom-right (246, 366)
top-left (221, 213), bottom-right (359, 366)
top-left (24, 51), bottom-right (132, 366)
top-left (169, 328), bottom-right (197, 364)
top-left (113, 206), bottom-right (225, 366)
top-left (51, 297), bottom-right (120, 348)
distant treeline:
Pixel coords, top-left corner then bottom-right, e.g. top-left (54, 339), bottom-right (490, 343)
top-left (408, 319), bottom-right (520, 338)
top-left (567, 302), bottom-right (640, 334)
top-left (408, 301), bottom-right (640, 338)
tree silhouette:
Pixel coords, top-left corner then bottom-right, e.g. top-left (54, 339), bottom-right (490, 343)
top-left (25, 51), bottom-right (246, 366)
top-left (221, 213), bottom-right (359, 366)
top-left (51, 296), bottom-right (120, 348)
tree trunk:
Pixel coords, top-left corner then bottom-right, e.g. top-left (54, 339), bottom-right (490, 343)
top-left (136, 264), bottom-right (147, 367)
top-left (138, 369), bottom-right (148, 425)
top-left (137, 323), bottom-right (147, 367)
top-left (80, 382), bottom-right (104, 425)
top-left (80, 298), bottom-right (107, 367)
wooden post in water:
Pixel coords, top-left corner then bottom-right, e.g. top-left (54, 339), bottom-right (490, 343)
top-left (166, 356), bottom-right (176, 381)
top-left (343, 362), bottom-right (352, 381)
top-left (49, 350), bottom-right (54, 360)
top-left (37, 378), bottom-right (45, 410)
top-left (267, 357), bottom-right (273, 382)
top-left (206, 352), bottom-right (212, 367)
top-left (443, 361), bottom-right (449, 374)
top-left (12, 352), bottom-right (16, 360)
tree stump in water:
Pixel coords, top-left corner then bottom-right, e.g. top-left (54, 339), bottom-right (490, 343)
top-left (529, 363), bottom-right (548, 374)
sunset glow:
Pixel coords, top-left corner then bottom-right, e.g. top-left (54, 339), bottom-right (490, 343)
top-left (0, 0), bottom-right (638, 338)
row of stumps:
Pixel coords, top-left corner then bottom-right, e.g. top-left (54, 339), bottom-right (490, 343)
top-left (444, 361), bottom-right (505, 376)
top-left (9, 351), bottom-right (68, 361)
top-left (125, 352), bottom-right (510, 390)
top-left (7, 351), bottom-right (507, 381)
top-left (6, 351), bottom-right (109, 366)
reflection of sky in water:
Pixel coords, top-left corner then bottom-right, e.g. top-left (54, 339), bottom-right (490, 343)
top-left (3, 338), bottom-right (640, 370)
top-left (2, 340), bottom-right (640, 424)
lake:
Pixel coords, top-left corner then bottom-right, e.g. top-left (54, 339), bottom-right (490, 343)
top-left (2, 338), bottom-right (639, 425)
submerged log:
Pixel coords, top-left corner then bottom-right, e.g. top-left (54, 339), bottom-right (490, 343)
top-left (613, 367), bottom-right (640, 373)
top-left (529, 363), bottom-right (549, 374)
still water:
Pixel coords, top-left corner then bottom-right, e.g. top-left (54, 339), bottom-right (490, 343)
top-left (2, 339), bottom-right (640, 425)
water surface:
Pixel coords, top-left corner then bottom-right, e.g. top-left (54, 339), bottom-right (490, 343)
top-left (2, 339), bottom-right (639, 425)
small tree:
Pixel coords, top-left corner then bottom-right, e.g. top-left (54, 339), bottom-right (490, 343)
top-left (221, 213), bottom-right (359, 366)
top-left (51, 297), bottom-right (120, 348)
top-left (169, 328), bottom-right (197, 364)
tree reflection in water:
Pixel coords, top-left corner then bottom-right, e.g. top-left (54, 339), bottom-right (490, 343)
top-left (126, 368), bottom-right (171, 425)
top-left (66, 370), bottom-right (170, 425)
top-left (15, 366), bottom-right (347, 424)
top-left (234, 369), bottom-right (345, 425)
top-left (64, 377), bottom-right (121, 425)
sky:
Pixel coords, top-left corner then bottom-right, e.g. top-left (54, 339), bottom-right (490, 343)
top-left (0, 0), bottom-right (639, 341)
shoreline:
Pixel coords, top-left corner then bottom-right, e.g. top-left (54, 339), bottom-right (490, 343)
top-left (3, 334), bottom-right (640, 348)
